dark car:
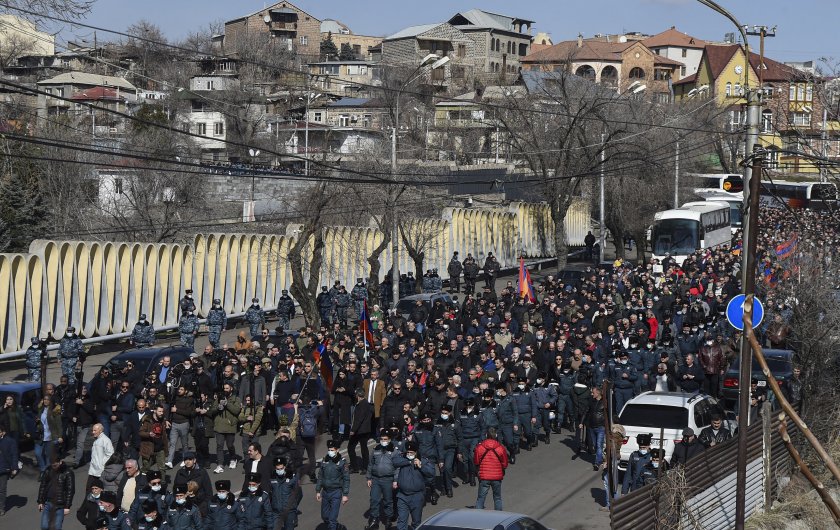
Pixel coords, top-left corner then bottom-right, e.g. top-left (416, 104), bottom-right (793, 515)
top-left (418, 508), bottom-right (553, 530)
top-left (721, 349), bottom-right (794, 405)
top-left (0, 381), bottom-right (42, 443)
top-left (250, 330), bottom-right (301, 346)
top-left (396, 293), bottom-right (455, 321)
top-left (91, 346), bottom-right (194, 386)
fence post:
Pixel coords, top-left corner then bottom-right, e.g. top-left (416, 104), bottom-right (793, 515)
top-left (762, 401), bottom-right (772, 510)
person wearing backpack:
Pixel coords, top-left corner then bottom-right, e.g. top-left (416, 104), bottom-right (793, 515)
top-left (473, 427), bottom-right (509, 511)
top-left (297, 403), bottom-right (319, 482)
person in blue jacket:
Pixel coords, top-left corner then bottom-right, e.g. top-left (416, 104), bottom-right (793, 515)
top-left (393, 441), bottom-right (435, 530)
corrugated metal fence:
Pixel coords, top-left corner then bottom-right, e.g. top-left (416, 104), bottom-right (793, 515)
top-left (610, 411), bottom-right (794, 530)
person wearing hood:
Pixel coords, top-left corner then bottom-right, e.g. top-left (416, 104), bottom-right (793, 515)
top-left (235, 472), bottom-right (273, 530)
top-left (164, 484), bottom-right (201, 530)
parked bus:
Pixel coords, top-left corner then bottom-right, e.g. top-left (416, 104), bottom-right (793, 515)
top-left (650, 201), bottom-right (731, 264)
top-left (759, 180), bottom-right (837, 210)
top-left (693, 189), bottom-right (743, 232)
top-left (689, 173), bottom-right (744, 193)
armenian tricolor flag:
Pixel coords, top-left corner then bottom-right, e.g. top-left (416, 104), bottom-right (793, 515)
top-left (517, 257), bottom-right (537, 303)
top-left (775, 236), bottom-right (798, 260)
top-left (360, 300), bottom-right (375, 349)
top-left (313, 339), bottom-right (334, 390)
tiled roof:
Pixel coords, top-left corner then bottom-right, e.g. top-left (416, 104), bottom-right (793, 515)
top-left (522, 40), bottom-right (632, 63)
top-left (703, 44), bottom-right (796, 82)
top-left (70, 86), bottom-right (124, 101)
top-left (643, 27), bottom-right (706, 49)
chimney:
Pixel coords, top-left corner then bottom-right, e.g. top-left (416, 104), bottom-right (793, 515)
top-left (577, 33), bottom-right (583, 48)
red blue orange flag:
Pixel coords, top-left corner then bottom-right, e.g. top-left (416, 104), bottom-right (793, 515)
top-left (518, 257), bottom-right (537, 303)
top-left (314, 339), bottom-right (334, 390)
top-left (360, 300), bottom-right (375, 348)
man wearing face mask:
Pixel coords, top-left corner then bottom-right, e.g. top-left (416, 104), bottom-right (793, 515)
top-left (75, 478), bottom-right (104, 529)
top-left (393, 440), bottom-right (435, 530)
top-left (638, 449), bottom-right (667, 487)
top-left (245, 298), bottom-right (267, 339)
top-left (269, 458), bottom-right (301, 530)
top-left (135, 500), bottom-right (164, 530)
top-left (494, 383), bottom-right (517, 464)
top-left (127, 471), bottom-right (167, 526)
top-left (531, 373), bottom-right (558, 445)
top-left (95, 491), bottom-right (130, 530)
top-left (314, 439), bottom-right (350, 530)
top-left (621, 433), bottom-right (652, 494)
top-left (164, 484), bottom-right (201, 530)
top-left (178, 308), bottom-right (199, 351)
top-left (610, 351), bottom-right (637, 415)
top-left (130, 314), bottom-right (155, 348)
top-left (180, 289), bottom-right (196, 314)
top-left (433, 404), bottom-right (461, 499)
top-left (365, 430), bottom-right (397, 530)
top-left (236, 472), bottom-right (273, 530)
top-left (58, 327), bottom-right (85, 385)
top-left (206, 299), bottom-right (227, 349)
top-left (459, 398), bottom-right (482, 486)
top-left (410, 413), bottom-right (438, 505)
top-left (207, 480), bottom-right (237, 530)
top-left (698, 335), bottom-right (724, 398)
top-left (511, 377), bottom-right (538, 452)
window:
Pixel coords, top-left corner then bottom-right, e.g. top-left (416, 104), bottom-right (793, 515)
top-left (575, 64), bottom-right (596, 80)
top-left (730, 110), bottom-right (746, 128)
top-left (313, 111), bottom-right (322, 123)
top-left (457, 44), bottom-right (466, 58)
top-left (618, 404), bottom-right (689, 430)
top-left (681, 48), bottom-right (687, 58)
top-left (206, 80), bottom-right (215, 90)
top-left (362, 114), bottom-right (371, 127)
top-left (680, 65), bottom-right (686, 77)
top-left (197, 123), bottom-right (207, 135)
top-left (629, 67), bottom-right (645, 79)
top-left (299, 35), bottom-right (308, 46)
top-left (654, 69), bottom-right (671, 81)
top-left (322, 65), bottom-right (339, 75)
top-left (762, 110), bottom-right (773, 133)
top-left (797, 84), bottom-right (805, 101)
top-left (339, 114), bottom-right (349, 127)
top-left (806, 84), bottom-right (813, 102)
top-left (432, 67), bottom-right (445, 81)
top-left (113, 177), bottom-right (123, 195)
top-left (789, 84), bottom-right (796, 101)
top-left (792, 112), bottom-right (811, 127)
top-left (656, 92), bottom-right (671, 104)
top-left (214, 122), bottom-right (224, 136)
top-left (734, 83), bottom-right (741, 96)
top-left (725, 82), bottom-right (732, 97)
top-left (507, 41), bottom-right (512, 53)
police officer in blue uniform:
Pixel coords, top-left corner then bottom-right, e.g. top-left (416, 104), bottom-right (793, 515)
top-left (236, 472), bottom-right (273, 530)
top-left (164, 484), bottom-right (201, 530)
top-left (622, 433), bottom-right (653, 494)
top-left (130, 314), bottom-right (155, 347)
top-left (478, 389), bottom-right (499, 440)
top-left (350, 279), bottom-right (367, 323)
top-left (25, 336), bottom-right (43, 382)
top-left (135, 499), bottom-right (164, 530)
top-left (128, 471), bottom-right (168, 526)
top-left (206, 299), bottom-right (227, 349)
top-left (366, 429), bottom-right (397, 530)
top-left (275, 290), bottom-right (296, 332)
top-left (245, 298), bottom-right (266, 338)
top-left (58, 327), bottom-right (84, 385)
top-left (178, 310), bottom-right (198, 351)
top-left (459, 398), bottom-right (482, 486)
top-left (179, 289), bottom-right (196, 314)
top-left (268, 457), bottom-right (301, 530)
top-left (494, 383), bottom-right (518, 464)
top-left (610, 350), bottom-right (638, 414)
top-left (434, 403), bottom-right (461, 498)
top-left (207, 480), bottom-right (237, 530)
top-left (411, 413), bottom-right (438, 506)
top-left (511, 377), bottom-right (538, 451)
top-left (393, 440), bottom-right (435, 530)
top-left (532, 372), bottom-right (558, 444)
top-left (315, 439), bottom-right (350, 530)
top-left (317, 286), bottom-right (334, 326)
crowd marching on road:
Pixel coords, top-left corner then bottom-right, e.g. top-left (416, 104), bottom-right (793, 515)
top-left (0, 207), bottom-right (835, 529)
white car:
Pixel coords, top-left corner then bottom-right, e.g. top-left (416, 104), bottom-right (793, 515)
top-left (616, 391), bottom-right (734, 470)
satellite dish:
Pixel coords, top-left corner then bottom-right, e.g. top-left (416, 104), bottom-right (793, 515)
top-left (264, 15), bottom-right (271, 23)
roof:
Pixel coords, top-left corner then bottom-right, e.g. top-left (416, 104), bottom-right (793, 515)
top-left (447, 9), bottom-right (534, 32)
top-left (384, 23), bottom-right (440, 41)
top-left (0, 382), bottom-right (41, 392)
top-left (37, 71), bottom-right (136, 91)
top-left (701, 44), bottom-right (797, 83)
top-left (522, 39), bottom-right (633, 64)
top-left (643, 27), bottom-right (706, 49)
top-left (519, 69), bottom-right (615, 97)
top-left (70, 86), bottom-right (126, 101)
top-left (673, 72), bottom-right (697, 86)
top-left (231, 1), bottom-right (320, 25)
top-left (653, 55), bottom-right (685, 67)
top-left (626, 391), bottom-right (705, 406)
top-left (326, 97), bottom-right (386, 108)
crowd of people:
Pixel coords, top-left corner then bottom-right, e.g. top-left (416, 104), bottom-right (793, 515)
top-left (0, 207), bottom-right (836, 529)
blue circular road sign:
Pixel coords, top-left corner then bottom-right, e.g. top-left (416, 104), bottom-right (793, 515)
top-left (726, 294), bottom-right (765, 331)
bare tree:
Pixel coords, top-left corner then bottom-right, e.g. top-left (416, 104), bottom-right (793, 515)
top-left (2, 0), bottom-right (92, 21)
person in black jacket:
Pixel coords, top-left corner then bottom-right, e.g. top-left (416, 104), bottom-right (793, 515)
top-left (677, 354), bottom-right (705, 394)
top-left (37, 457), bottom-right (76, 529)
top-left (172, 452), bottom-right (212, 517)
top-left (698, 414), bottom-right (733, 449)
top-left (0, 421), bottom-right (20, 516)
top-left (71, 386), bottom-right (97, 468)
top-left (348, 389), bottom-right (372, 473)
top-left (671, 428), bottom-right (704, 466)
top-left (579, 387), bottom-right (607, 470)
top-left (75, 477), bottom-right (103, 530)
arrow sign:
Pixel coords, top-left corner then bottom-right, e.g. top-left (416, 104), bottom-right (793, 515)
top-left (726, 294), bottom-right (765, 331)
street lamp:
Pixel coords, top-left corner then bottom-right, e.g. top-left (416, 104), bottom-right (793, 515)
top-left (390, 54), bottom-right (450, 309)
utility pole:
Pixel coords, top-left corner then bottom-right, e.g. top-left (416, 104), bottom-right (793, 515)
top-left (822, 107), bottom-right (828, 183)
top-left (391, 92), bottom-right (400, 311)
top-left (599, 132), bottom-right (605, 264)
top-left (674, 141), bottom-right (680, 209)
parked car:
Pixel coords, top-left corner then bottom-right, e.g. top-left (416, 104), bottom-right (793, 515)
top-left (396, 293), bottom-right (455, 321)
top-left (418, 508), bottom-right (553, 530)
top-left (616, 391), bottom-right (734, 469)
top-left (721, 349), bottom-right (794, 406)
top-left (91, 346), bottom-right (193, 386)
top-left (0, 381), bottom-right (42, 444)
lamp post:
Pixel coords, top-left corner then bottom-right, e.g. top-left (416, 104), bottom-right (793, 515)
top-left (390, 54), bottom-right (450, 310)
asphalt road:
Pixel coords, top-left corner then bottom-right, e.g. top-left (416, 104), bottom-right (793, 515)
top-left (0, 264), bottom-right (610, 529)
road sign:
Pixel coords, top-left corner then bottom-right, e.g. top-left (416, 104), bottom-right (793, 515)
top-left (726, 294), bottom-right (765, 331)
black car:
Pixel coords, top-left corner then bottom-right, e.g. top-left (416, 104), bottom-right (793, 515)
top-left (91, 346), bottom-right (194, 386)
top-left (396, 293), bottom-right (455, 321)
top-left (721, 349), bottom-right (794, 405)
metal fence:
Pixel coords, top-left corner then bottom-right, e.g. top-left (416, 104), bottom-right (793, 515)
top-left (610, 410), bottom-right (794, 530)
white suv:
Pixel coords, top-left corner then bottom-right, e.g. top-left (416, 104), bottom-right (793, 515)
top-left (616, 391), bottom-right (734, 469)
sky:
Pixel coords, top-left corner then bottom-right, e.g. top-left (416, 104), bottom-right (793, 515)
top-left (43, 0), bottom-right (840, 65)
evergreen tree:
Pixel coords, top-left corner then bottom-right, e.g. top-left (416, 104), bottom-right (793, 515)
top-left (0, 142), bottom-right (48, 252)
top-left (339, 42), bottom-right (357, 61)
top-left (320, 32), bottom-right (338, 60)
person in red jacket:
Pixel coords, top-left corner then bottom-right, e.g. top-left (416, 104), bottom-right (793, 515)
top-left (473, 427), bottom-right (509, 511)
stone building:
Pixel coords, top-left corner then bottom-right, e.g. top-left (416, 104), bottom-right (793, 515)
top-left (223, 1), bottom-right (321, 61)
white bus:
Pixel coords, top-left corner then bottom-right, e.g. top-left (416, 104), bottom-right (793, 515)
top-left (693, 189), bottom-right (743, 232)
top-left (650, 201), bottom-right (731, 264)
